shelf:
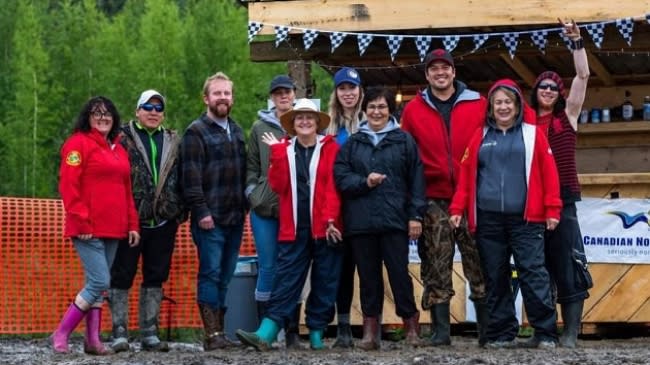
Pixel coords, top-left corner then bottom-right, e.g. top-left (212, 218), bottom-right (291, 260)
top-left (578, 121), bottom-right (650, 135)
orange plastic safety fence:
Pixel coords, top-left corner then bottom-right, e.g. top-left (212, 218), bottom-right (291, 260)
top-left (0, 197), bottom-right (256, 335)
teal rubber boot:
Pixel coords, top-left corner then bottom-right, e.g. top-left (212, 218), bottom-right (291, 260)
top-left (236, 317), bottom-right (280, 352)
top-left (309, 329), bottom-right (325, 350)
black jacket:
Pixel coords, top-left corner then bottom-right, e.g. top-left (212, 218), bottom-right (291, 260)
top-left (334, 128), bottom-right (426, 237)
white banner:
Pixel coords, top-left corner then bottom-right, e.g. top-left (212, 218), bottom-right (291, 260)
top-left (577, 197), bottom-right (650, 264)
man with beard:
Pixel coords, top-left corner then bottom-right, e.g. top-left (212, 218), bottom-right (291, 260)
top-left (400, 49), bottom-right (488, 347)
top-left (180, 72), bottom-right (247, 351)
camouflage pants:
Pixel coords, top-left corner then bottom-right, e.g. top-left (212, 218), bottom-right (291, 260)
top-left (418, 199), bottom-right (486, 309)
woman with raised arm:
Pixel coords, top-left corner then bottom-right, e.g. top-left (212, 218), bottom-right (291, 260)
top-left (529, 19), bottom-right (592, 348)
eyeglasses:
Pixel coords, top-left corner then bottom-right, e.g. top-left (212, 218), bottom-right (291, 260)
top-left (91, 110), bottom-right (113, 119)
top-left (139, 103), bottom-right (164, 112)
top-left (538, 83), bottom-right (559, 92)
top-left (367, 104), bottom-right (389, 111)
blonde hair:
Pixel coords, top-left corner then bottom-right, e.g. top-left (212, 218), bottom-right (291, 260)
top-left (488, 86), bottom-right (520, 120)
top-left (325, 86), bottom-right (364, 136)
top-left (203, 71), bottom-right (233, 96)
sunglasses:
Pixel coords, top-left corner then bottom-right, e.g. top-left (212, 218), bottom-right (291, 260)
top-left (140, 103), bottom-right (164, 112)
top-left (538, 83), bottom-right (559, 92)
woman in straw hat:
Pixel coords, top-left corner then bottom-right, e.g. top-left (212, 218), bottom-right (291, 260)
top-left (236, 98), bottom-right (343, 351)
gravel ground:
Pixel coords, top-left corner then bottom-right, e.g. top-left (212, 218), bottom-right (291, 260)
top-left (2, 335), bottom-right (649, 365)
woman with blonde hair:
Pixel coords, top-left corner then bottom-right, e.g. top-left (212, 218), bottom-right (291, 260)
top-left (325, 67), bottom-right (364, 348)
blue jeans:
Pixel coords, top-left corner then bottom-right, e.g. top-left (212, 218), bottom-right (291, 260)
top-left (73, 238), bottom-right (119, 306)
top-left (249, 211), bottom-right (279, 301)
top-left (266, 227), bottom-right (343, 330)
top-left (191, 220), bottom-right (243, 309)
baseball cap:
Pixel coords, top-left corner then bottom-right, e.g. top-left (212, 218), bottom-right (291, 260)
top-left (424, 49), bottom-right (455, 69)
top-left (269, 75), bottom-right (296, 93)
top-left (334, 67), bottom-right (361, 87)
top-left (137, 89), bottom-right (165, 108)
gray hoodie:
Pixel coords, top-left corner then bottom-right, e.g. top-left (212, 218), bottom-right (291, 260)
top-left (358, 116), bottom-right (400, 146)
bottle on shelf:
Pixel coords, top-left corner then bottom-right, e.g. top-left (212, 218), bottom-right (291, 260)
top-left (643, 95), bottom-right (650, 121)
top-left (622, 90), bottom-right (634, 121)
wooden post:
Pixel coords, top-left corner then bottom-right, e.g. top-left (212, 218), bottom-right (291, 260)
top-left (288, 60), bottom-right (312, 98)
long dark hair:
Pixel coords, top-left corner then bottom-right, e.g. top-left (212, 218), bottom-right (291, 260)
top-left (73, 96), bottom-right (121, 141)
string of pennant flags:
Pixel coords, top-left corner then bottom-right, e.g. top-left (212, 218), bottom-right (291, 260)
top-left (248, 14), bottom-right (650, 61)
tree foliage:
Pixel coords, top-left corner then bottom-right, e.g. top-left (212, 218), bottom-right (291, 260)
top-left (0, 0), bottom-right (334, 198)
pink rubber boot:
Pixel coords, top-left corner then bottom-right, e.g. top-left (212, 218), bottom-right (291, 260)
top-left (83, 307), bottom-right (112, 355)
top-left (50, 303), bottom-right (86, 353)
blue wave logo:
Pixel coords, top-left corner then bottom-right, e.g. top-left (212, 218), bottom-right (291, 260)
top-left (607, 211), bottom-right (650, 229)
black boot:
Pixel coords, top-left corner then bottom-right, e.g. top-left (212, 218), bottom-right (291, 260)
top-left (285, 303), bottom-right (303, 349)
top-left (429, 303), bottom-right (451, 346)
top-left (559, 300), bottom-right (584, 348)
top-left (474, 300), bottom-right (488, 347)
top-left (332, 322), bottom-right (353, 348)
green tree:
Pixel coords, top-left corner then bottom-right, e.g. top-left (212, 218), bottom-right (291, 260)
top-left (2, 1), bottom-right (63, 197)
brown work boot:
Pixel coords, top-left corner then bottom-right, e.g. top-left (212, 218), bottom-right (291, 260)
top-left (198, 304), bottom-right (234, 351)
top-left (403, 311), bottom-right (424, 347)
top-left (357, 316), bottom-right (379, 351)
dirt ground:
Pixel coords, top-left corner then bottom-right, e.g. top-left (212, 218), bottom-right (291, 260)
top-left (2, 335), bottom-right (649, 365)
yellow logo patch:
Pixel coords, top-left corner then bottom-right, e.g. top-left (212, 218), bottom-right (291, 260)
top-left (65, 151), bottom-right (81, 166)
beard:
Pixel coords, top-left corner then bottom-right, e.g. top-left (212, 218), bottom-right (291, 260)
top-left (209, 102), bottom-right (231, 118)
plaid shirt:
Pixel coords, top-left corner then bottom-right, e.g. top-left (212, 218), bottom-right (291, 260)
top-left (180, 113), bottom-right (247, 226)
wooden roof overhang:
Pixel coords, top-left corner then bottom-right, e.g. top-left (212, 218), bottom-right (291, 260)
top-left (245, 0), bottom-right (650, 95)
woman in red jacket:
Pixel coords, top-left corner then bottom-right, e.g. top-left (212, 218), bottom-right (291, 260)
top-left (52, 96), bottom-right (140, 355)
top-left (236, 98), bottom-right (343, 351)
top-left (450, 79), bottom-right (562, 349)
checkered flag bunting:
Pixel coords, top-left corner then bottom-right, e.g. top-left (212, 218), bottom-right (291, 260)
top-left (472, 34), bottom-right (489, 52)
top-left (530, 30), bottom-right (548, 54)
top-left (248, 21), bottom-right (263, 43)
top-left (502, 33), bottom-right (519, 59)
top-left (386, 35), bottom-right (404, 61)
top-left (414, 36), bottom-right (432, 62)
top-left (274, 25), bottom-right (291, 47)
top-left (584, 23), bottom-right (605, 49)
top-left (357, 34), bottom-right (374, 56)
top-left (442, 36), bottom-right (460, 53)
top-left (616, 18), bottom-right (634, 46)
top-left (303, 29), bottom-right (319, 50)
top-left (558, 31), bottom-right (573, 51)
top-left (330, 32), bottom-right (346, 53)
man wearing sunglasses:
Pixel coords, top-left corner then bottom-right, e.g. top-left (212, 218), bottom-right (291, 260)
top-left (109, 89), bottom-right (187, 352)
top-left (400, 49), bottom-right (488, 347)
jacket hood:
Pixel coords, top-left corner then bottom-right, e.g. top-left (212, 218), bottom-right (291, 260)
top-left (257, 109), bottom-right (284, 130)
top-left (486, 78), bottom-right (536, 129)
top-left (420, 80), bottom-right (479, 110)
top-left (358, 116), bottom-right (399, 134)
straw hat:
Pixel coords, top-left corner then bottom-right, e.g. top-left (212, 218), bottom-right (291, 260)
top-left (279, 98), bottom-right (330, 136)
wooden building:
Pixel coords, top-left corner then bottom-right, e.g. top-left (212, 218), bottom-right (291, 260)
top-left (242, 0), bottom-right (650, 329)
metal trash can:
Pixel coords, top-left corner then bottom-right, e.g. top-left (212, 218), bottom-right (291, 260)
top-left (224, 256), bottom-right (258, 341)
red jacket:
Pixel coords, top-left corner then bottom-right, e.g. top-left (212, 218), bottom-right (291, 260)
top-left (449, 122), bottom-right (562, 233)
top-left (400, 86), bottom-right (487, 199)
top-left (268, 135), bottom-right (341, 242)
top-left (59, 129), bottom-right (139, 239)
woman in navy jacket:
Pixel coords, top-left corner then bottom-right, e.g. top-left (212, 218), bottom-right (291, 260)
top-left (334, 86), bottom-right (427, 350)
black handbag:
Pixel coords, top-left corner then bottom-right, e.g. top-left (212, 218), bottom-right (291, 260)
top-left (572, 249), bottom-right (594, 290)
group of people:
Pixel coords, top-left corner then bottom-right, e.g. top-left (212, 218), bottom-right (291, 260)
top-left (51, 19), bottom-right (592, 356)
